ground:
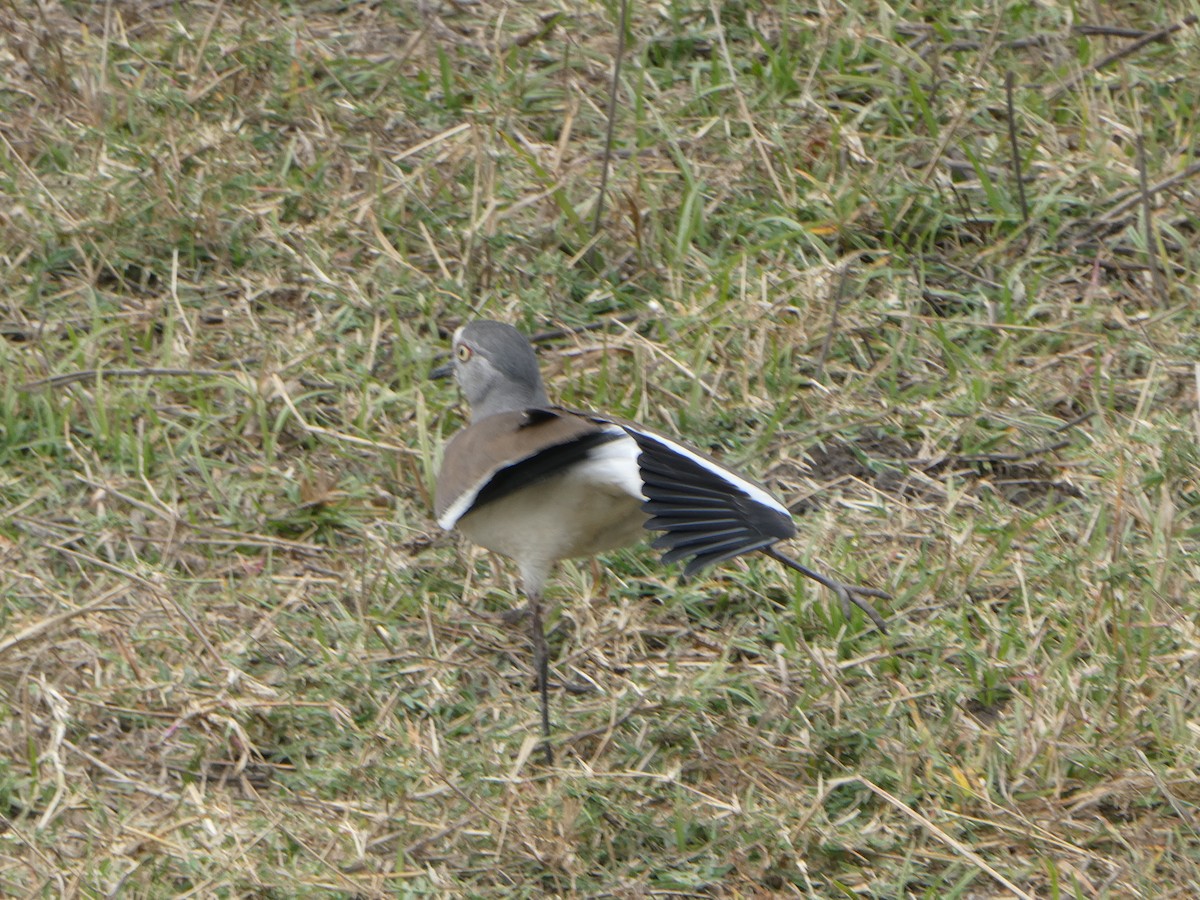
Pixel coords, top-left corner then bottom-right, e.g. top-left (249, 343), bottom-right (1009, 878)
top-left (2, 1), bottom-right (1199, 897)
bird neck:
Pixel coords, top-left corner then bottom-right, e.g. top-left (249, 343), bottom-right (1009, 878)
top-left (470, 381), bottom-right (550, 421)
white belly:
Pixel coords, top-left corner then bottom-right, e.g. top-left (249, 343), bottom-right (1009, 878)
top-left (456, 449), bottom-right (647, 589)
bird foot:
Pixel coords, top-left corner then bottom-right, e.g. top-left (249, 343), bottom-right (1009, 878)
top-left (762, 545), bottom-right (891, 633)
top-left (831, 581), bottom-right (892, 633)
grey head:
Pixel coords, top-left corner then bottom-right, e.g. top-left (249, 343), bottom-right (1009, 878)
top-left (444, 320), bottom-right (550, 420)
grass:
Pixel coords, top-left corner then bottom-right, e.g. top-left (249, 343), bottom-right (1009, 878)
top-left (2, 0), bottom-right (1200, 896)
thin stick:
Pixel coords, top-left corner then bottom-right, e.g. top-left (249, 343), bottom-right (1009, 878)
top-left (1074, 25), bottom-right (1157, 38)
top-left (528, 310), bottom-right (643, 346)
top-left (1194, 363), bottom-right (1200, 448)
top-left (21, 366), bottom-right (235, 391)
top-left (272, 374), bottom-right (418, 456)
top-left (504, 12), bottom-right (562, 51)
top-left (1094, 160), bottom-right (1200, 226)
top-left (591, 0), bottom-right (629, 241)
top-left (1047, 14), bottom-right (1198, 102)
top-left (1004, 72), bottom-right (1029, 223)
top-left (815, 267), bottom-right (849, 382)
top-left (1136, 133), bottom-right (1168, 306)
top-left (0, 589), bottom-right (127, 658)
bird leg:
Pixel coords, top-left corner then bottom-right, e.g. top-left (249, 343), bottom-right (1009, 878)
top-left (762, 545), bottom-right (891, 633)
top-left (526, 591), bottom-right (554, 765)
top-left (502, 601), bottom-right (594, 695)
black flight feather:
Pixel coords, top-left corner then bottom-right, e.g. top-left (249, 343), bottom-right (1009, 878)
top-left (623, 427), bottom-right (795, 576)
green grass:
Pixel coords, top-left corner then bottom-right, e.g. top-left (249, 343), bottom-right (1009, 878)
top-left (3, 1), bottom-right (1200, 896)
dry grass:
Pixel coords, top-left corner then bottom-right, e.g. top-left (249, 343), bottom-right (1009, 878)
top-left (3, 0), bottom-right (1200, 896)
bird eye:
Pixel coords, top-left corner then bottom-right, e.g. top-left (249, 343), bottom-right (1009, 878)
top-left (456, 344), bottom-right (472, 362)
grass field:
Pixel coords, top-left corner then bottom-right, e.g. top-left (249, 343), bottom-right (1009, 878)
top-left (3, 1), bottom-right (1200, 896)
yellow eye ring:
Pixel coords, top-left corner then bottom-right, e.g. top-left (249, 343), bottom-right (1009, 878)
top-left (456, 344), bottom-right (472, 362)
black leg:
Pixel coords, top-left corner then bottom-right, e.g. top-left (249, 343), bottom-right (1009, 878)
top-left (526, 591), bottom-right (553, 765)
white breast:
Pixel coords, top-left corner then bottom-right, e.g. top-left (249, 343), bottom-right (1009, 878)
top-left (454, 434), bottom-right (646, 591)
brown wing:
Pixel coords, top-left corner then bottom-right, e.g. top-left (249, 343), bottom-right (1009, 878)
top-left (435, 408), bottom-right (627, 528)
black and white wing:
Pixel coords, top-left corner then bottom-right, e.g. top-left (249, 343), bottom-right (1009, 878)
top-left (621, 425), bottom-right (796, 576)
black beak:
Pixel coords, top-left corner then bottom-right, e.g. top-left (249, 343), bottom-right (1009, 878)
top-left (431, 358), bottom-right (454, 380)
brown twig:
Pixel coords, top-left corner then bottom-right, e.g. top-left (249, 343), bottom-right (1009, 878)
top-left (528, 311), bottom-right (644, 346)
top-left (1093, 160), bottom-right (1200, 227)
top-left (943, 411), bottom-right (1093, 466)
top-left (20, 366), bottom-right (237, 391)
top-left (1137, 133), bottom-right (1169, 306)
top-left (1005, 72), bottom-right (1029, 224)
top-left (0, 589), bottom-right (128, 658)
top-left (1073, 25), bottom-right (1156, 38)
top-left (1047, 14), bottom-right (1199, 102)
top-left (560, 699), bottom-right (649, 747)
top-left (590, 0), bottom-right (629, 244)
top-left (504, 12), bottom-right (562, 51)
top-left (815, 267), bottom-right (850, 382)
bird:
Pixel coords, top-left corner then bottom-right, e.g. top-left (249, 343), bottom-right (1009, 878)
top-left (432, 319), bottom-right (889, 763)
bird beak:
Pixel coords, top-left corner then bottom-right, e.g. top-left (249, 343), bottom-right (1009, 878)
top-left (430, 358), bottom-right (454, 380)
